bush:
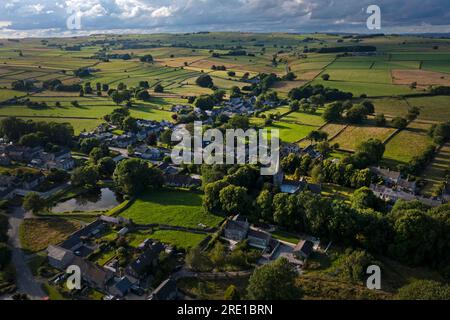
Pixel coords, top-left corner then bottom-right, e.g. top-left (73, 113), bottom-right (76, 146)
top-left (0, 243), bottom-right (12, 269)
top-left (391, 117), bottom-right (407, 129)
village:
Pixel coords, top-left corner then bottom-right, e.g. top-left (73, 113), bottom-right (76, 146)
top-left (0, 26), bottom-right (448, 302)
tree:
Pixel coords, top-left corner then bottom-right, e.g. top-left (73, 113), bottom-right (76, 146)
top-left (230, 86), bottom-right (241, 98)
top-left (111, 91), bottom-right (125, 105)
top-left (361, 100), bottom-right (375, 114)
top-left (281, 153), bottom-right (301, 174)
top-left (321, 73), bottom-right (330, 81)
top-left (311, 164), bottom-right (325, 184)
top-left (122, 116), bottom-right (138, 133)
top-left (225, 165), bottom-right (259, 190)
top-left (219, 185), bottom-right (250, 215)
top-left (80, 137), bottom-right (100, 154)
top-left (346, 104), bottom-right (368, 123)
top-left (186, 247), bottom-right (212, 272)
top-left (97, 157), bottom-right (116, 178)
top-left (396, 280), bottom-right (450, 300)
top-left (89, 146), bottom-right (107, 163)
top-left (19, 133), bottom-right (43, 147)
top-left (196, 74), bottom-right (214, 88)
top-left (0, 243), bottom-right (12, 269)
top-left (140, 54), bottom-right (153, 63)
top-left (138, 81), bottom-right (150, 89)
top-left (388, 209), bottom-right (436, 266)
top-left (47, 168), bottom-right (70, 184)
top-left (203, 179), bottom-right (230, 213)
top-left (209, 242), bottom-right (227, 268)
top-left (0, 117), bottom-right (27, 141)
top-left (256, 190), bottom-right (273, 221)
top-left (283, 72), bottom-right (297, 81)
top-left (307, 130), bottom-right (328, 144)
top-left (339, 249), bottom-right (378, 282)
top-left (289, 100), bottom-right (300, 112)
top-left (135, 89), bottom-right (150, 101)
top-left (146, 133), bottom-right (157, 146)
top-left (159, 129), bottom-right (173, 146)
top-left (351, 187), bottom-right (379, 210)
top-left (355, 138), bottom-right (385, 166)
top-left (322, 102), bottom-right (342, 122)
top-left (316, 141), bottom-right (331, 157)
top-left (247, 257), bottom-right (302, 300)
top-left (154, 84), bottom-right (164, 93)
top-left (212, 89), bottom-right (226, 102)
top-left (391, 117), bottom-right (407, 129)
top-left (228, 115), bottom-right (250, 130)
top-left (195, 95), bottom-right (215, 111)
top-left (71, 165), bottom-right (99, 189)
top-left (224, 285), bottom-right (240, 300)
top-left (113, 158), bottom-right (163, 195)
top-left (375, 113), bottom-right (386, 126)
top-left (23, 192), bottom-right (46, 214)
top-left (272, 193), bottom-right (303, 228)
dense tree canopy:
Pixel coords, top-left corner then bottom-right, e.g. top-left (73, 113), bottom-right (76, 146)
top-left (247, 258), bottom-right (302, 300)
top-left (113, 158), bottom-right (163, 195)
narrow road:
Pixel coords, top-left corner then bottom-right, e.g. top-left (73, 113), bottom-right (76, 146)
top-left (5, 207), bottom-right (46, 300)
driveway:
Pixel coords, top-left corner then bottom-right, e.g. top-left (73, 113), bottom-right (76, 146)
top-left (4, 206), bottom-right (46, 300)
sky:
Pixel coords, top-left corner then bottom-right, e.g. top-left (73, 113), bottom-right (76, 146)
top-left (0, 0), bottom-right (449, 38)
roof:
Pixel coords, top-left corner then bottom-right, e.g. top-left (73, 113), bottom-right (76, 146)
top-left (47, 245), bottom-right (75, 263)
top-left (280, 181), bottom-right (301, 194)
top-left (72, 256), bottom-right (112, 288)
top-left (294, 240), bottom-right (314, 257)
top-left (127, 242), bottom-right (164, 276)
top-left (397, 178), bottom-right (416, 190)
top-left (225, 217), bottom-right (249, 233)
top-left (370, 167), bottom-right (401, 181)
top-left (149, 278), bottom-right (177, 300)
top-left (164, 174), bottom-right (201, 187)
top-left (60, 220), bottom-right (105, 250)
top-left (113, 277), bottom-right (133, 296)
top-left (247, 229), bottom-right (271, 242)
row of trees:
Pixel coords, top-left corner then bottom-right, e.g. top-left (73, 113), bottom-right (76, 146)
top-left (322, 100), bottom-right (375, 123)
top-left (200, 162), bottom-right (450, 277)
top-left (289, 84), bottom-right (353, 102)
top-left (0, 117), bottom-right (74, 146)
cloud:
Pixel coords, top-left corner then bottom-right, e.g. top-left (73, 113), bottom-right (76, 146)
top-left (0, 21), bottom-right (12, 28)
top-left (151, 6), bottom-right (174, 18)
top-left (0, 0), bottom-right (449, 37)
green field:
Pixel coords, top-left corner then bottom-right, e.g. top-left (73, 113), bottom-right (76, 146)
top-left (265, 121), bottom-right (318, 143)
top-left (421, 143), bottom-right (450, 196)
top-left (0, 32), bottom-right (449, 193)
top-left (127, 229), bottom-right (206, 250)
top-left (120, 189), bottom-right (223, 228)
top-left (282, 110), bottom-right (326, 127)
top-left (406, 96), bottom-right (450, 122)
top-left (383, 121), bottom-right (433, 166)
top-left (331, 123), bottom-right (396, 151)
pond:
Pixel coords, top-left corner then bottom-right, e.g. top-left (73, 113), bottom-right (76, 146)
top-left (52, 188), bottom-right (122, 213)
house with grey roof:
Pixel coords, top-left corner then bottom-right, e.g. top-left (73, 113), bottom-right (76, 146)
top-left (148, 278), bottom-right (178, 300)
top-left (47, 245), bottom-right (75, 270)
top-left (223, 215), bottom-right (250, 241)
